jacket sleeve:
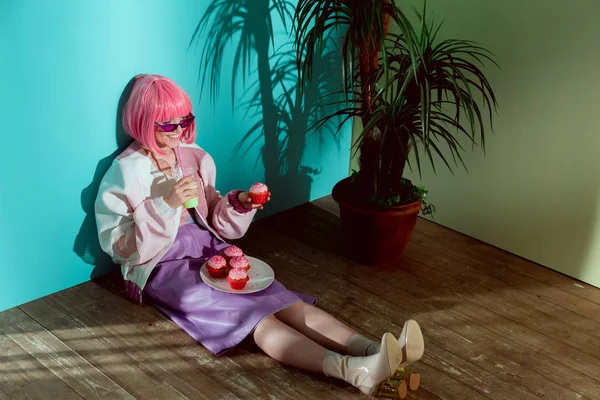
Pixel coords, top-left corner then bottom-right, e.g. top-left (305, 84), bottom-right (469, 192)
top-left (200, 153), bottom-right (256, 240)
top-left (95, 159), bottom-right (179, 266)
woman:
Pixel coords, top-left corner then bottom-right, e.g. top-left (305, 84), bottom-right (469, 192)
top-left (95, 74), bottom-right (425, 396)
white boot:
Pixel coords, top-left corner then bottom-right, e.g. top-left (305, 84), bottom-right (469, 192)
top-left (322, 332), bottom-right (403, 395)
top-left (347, 320), bottom-right (425, 367)
top-left (398, 320), bottom-right (424, 368)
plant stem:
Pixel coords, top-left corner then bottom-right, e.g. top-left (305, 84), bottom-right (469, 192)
top-left (356, 0), bottom-right (392, 198)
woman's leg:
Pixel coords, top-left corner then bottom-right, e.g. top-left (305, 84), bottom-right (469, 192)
top-left (253, 317), bottom-right (406, 396)
top-left (253, 315), bottom-right (327, 372)
top-left (274, 302), bottom-right (378, 356)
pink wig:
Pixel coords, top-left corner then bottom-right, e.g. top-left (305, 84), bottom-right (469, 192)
top-left (122, 74), bottom-right (196, 154)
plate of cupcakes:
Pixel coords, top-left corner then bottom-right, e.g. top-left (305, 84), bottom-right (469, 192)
top-left (200, 245), bottom-right (275, 294)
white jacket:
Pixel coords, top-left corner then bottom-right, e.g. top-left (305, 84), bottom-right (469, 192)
top-left (95, 141), bottom-right (256, 303)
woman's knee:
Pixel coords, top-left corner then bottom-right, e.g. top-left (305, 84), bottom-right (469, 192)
top-left (275, 301), bottom-right (305, 320)
top-left (253, 315), bottom-right (285, 353)
top-left (254, 315), bottom-right (278, 337)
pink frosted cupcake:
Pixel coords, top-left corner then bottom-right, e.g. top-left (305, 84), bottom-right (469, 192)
top-left (248, 182), bottom-right (270, 204)
top-left (229, 255), bottom-right (251, 271)
top-left (227, 268), bottom-right (249, 290)
top-left (222, 245), bottom-right (244, 263)
top-left (206, 255), bottom-right (228, 278)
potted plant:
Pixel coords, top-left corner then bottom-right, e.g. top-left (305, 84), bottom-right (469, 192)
top-left (294, 1), bottom-right (498, 266)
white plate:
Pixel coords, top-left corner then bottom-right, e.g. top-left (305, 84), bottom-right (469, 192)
top-left (200, 256), bottom-right (275, 294)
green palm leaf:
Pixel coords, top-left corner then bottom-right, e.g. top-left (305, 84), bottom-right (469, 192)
top-left (294, 1), bottom-right (499, 202)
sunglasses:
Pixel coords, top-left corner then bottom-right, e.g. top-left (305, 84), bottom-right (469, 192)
top-left (155, 114), bottom-right (195, 132)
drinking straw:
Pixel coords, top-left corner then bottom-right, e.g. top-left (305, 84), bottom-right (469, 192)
top-left (176, 145), bottom-right (185, 177)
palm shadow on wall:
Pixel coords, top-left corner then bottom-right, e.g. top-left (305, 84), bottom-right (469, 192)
top-left (192, 0), bottom-right (344, 215)
top-left (72, 79), bottom-right (135, 278)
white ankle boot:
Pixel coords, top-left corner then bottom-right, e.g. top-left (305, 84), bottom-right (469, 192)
top-left (347, 320), bottom-right (425, 367)
top-left (398, 320), bottom-right (425, 368)
top-left (322, 332), bottom-right (403, 395)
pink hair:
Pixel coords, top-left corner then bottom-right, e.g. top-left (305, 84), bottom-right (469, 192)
top-left (122, 74), bottom-right (196, 154)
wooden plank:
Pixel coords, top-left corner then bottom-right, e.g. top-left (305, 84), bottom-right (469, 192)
top-left (416, 217), bottom-right (600, 306)
top-left (505, 257), bottom-right (600, 305)
top-left (395, 254), bottom-right (467, 290)
top-left (405, 387), bottom-right (443, 400)
top-left (0, 388), bottom-right (11, 400)
top-left (405, 237), bottom-right (600, 354)
top-left (243, 207), bottom-right (600, 399)
top-left (312, 196), bottom-right (600, 307)
top-left (249, 241), bottom-right (592, 400)
top-left (311, 195), bottom-right (340, 216)
top-left (298, 204), bottom-right (600, 357)
top-left (403, 239), bottom-right (600, 349)
top-left (82, 273), bottom-right (364, 400)
top-left (297, 206), bottom-right (600, 382)
top-left (238, 234), bottom-right (496, 400)
top-left (410, 223), bottom-right (600, 323)
top-left (55, 281), bottom-right (335, 400)
top-left (20, 296), bottom-right (236, 400)
top-left (0, 331), bottom-right (83, 400)
top-left (0, 307), bottom-right (133, 400)
top-left (53, 288), bottom-right (243, 400)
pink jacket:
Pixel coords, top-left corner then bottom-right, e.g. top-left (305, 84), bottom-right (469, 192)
top-left (95, 141), bottom-right (256, 303)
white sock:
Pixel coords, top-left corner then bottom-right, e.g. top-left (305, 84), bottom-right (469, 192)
top-left (347, 334), bottom-right (381, 356)
top-left (322, 350), bottom-right (347, 379)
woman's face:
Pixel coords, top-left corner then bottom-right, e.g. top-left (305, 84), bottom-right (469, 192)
top-left (154, 115), bottom-right (186, 150)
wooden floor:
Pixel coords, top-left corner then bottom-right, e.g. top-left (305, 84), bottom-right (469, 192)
top-left (2, 197), bottom-right (600, 400)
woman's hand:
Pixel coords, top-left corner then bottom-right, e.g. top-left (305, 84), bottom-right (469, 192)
top-left (164, 176), bottom-right (199, 209)
top-left (238, 191), bottom-right (271, 210)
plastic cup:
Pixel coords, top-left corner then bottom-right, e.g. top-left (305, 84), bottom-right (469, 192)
top-left (184, 181), bottom-right (198, 208)
top-left (176, 168), bottom-right (198, 209)
top-left (184, 195), bottom-right (198, 209)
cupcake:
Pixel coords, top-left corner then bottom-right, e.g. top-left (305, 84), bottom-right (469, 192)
top-left (222, 245), bottom-right (244, 263)
top-left (248, 182), bottom-right (270, 204)
top-left (227, 268), bottom-right (249, 290)
top-left (206, 255), bottom-right (228, 278)
top-left (229, 255), bottom-right (251, 271)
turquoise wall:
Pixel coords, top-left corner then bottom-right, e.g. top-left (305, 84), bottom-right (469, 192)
top-left (0, 0), bottom-right (351, 311)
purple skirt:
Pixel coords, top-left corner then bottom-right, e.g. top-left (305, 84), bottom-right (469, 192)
top-left (144, 223), bottom-right (316, 355)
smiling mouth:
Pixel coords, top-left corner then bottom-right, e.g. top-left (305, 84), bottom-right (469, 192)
top-left (167, 134), bottom-right (180, 139)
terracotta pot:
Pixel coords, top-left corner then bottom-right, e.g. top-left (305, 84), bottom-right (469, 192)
top-left (332, 177), bottom-right (421, 267)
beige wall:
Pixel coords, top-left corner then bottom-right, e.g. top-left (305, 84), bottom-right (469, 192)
top-left (352, 0), bottom-right (600, 287)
